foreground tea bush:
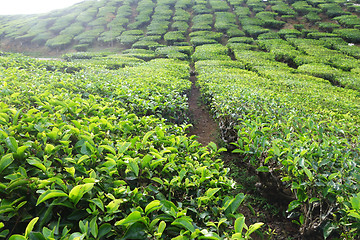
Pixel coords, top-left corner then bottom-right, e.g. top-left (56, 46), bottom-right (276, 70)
top-left (0, 54), bottom-right (262, 239)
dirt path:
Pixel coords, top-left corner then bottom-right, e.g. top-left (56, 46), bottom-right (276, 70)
top-left (187, 68), bottom-right (219, 146)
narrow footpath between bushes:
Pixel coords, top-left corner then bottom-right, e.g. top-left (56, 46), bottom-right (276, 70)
top-left (187, 64), bottom-right (219, 145)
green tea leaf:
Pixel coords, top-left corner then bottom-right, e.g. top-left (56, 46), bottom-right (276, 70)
top-left (25, 217), bottom-right (39, 238)
top-left (98, 223), bottom-right (111, 239)
top-left (172, 217), bottom-right (195, 233)
top-left (6, 178), bottom-right (28, 191)
top-left (245, 222), bottom-right (263, 237)
top-left (145, 200), bottom-right (161, 216)
top-left (351, 193), bottom-right (360, 210)
top-left (256, 166), bottom-right (269, 172)
top-left (205, 188), bottom-right (220, 198)
top-left (44, 144), bottom-right (55, 154)
top-left (158, 221), bottom-right (166, 236)
top-left (16, 146), bottom-right (28, 157)
top-left (142, 131), bottom-right (155, 144)
top-left (100, 145), bottom-right (116, 155)
top-left (0, 153), bottom-right (14, 174)
top-left (227, 193), bottom-right (246, 214)
top-left (27, 157), bottom-right (46, 172)
top-left (288, 200), bottom-right (301, 212)
top-left (234, 215), bottom-right (245, 234)
top-left (89, 198), bottom-right (104, 212)
top-left (5, 137), bottom-right (18, 153)
top-left (9, 235), bottom-right (26, 240)
top-left (128, 158), bottom-right (139, 177)
top-left (0, 229), bottom-right (9, 238)
top-left (69, 183), bottom-right (94, 205)
top-left (141, 154), bottom-right (152, 168)
top-left (304, 168), bottom-right (314, 181)
top-left (323, 221), bottom-right (336, 239)
top-left (117, 142), bottom-right (131, 154)
top-left (122, 222), bottom-right (147, 239)
top-left (90, 218), bottom-right (98, 238)
top-left (36, 189), bottom-right (68, 206)
top-left (65, 167), bottom-right (75, 178)
top-left (349, 212), bottom-right (360, 219)
top-left (115, 211), bottom-right (142, 226)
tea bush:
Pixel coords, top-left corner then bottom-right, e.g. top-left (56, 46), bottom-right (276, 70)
top-left (0, 52), bottom-right (264, 240)
top-left (192, 44), bottom-right (231, 61)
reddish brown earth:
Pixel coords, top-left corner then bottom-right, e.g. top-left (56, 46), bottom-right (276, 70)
top-left (187, 74), bottom-right (219, 145)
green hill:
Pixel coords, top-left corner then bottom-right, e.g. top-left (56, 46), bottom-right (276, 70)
top-left (0, 0), bottom-right (359, 55)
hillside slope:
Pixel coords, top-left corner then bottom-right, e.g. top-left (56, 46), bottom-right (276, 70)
top-left (0, 0), bottom-right (360, 54)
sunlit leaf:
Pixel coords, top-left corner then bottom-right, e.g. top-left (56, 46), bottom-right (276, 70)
top-left (36, 189), bottom-right (68, 206)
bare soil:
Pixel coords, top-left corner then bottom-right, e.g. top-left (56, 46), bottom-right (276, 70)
top-left (187, 73), bottom-right (219, 145)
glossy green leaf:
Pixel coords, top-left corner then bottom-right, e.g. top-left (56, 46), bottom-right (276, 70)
top-left (0, 229), bottom-right (9, 238)
top-left (145, 200), bottom-right (161, 216)
top-left (323, 221), bottom-right (336, 239)
top-left (28, 232), bottom-right (46, 240)
top-left (288, 200), bottom-right (301, 212)
top-left (122, 222), bottom-right (147, 239)
top-left (304, 168), bottom-right (313, 181)
top-left (9, 235), bottom-right (26, 240)
top-left (44, 144), bottom-right (55, 154)
top-left (65, 167), bottom-right (75, 178)
top-left (172, 217), bottom-right (195, 233)
top-left (234, 215), bottom-right (245, 234)
top-left (36, 189), bottom-right (68, 206)
top-left (27, 157), bottom-right (46, 172)
top-left (5, 137), bottom-right (18, 153)
top-left (0, 153), bottom-right (14, 174)
top-left (25, 217), bottom-right (39, 238)
top-left (115, 211), bottom-right (142, 226)
top-left (90, 218), bottom-right (98, 238)
top-left (100, 145), bottom-right (116, 155)
top-left (16, 146), bottom-right (28, 157)
top-left (349, 212), bottom-right (360, 219)
top-left (142, 131), bottom-right (155, 144)
top-left (256, 166), bottom-right (269, 172)
top-left (128, 158), bottom-right (139, 177)
top-left (98, 223), bottom-right (112, 239)
top-left (205, 188), bottom-right (220, 198)
top-left (69, 183), bottom-right (94, 205)
top-left (245, 222), bottom-right (263, 238)
top-left (88, 198), bottom-right (104, 212)
top-left (158, 221), bottom-right (166, 235)
top-left (351, 193), bottom-right (360, 210)
top-left (117, 142), bottom-right (131, 154)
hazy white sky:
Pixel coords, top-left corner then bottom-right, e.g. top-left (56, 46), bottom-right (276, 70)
top-left (0, 0), bottom-right (86, 15)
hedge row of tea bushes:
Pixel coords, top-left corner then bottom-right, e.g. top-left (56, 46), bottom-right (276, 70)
top-left (0, 53), bottom-right (264, 239)
top-left (193, 47), bottom-right (360, 238)
top-left (117, 0), bottom-right (195, 60)
top-left (0, 0), bottom-right (135, 51)
top-left (252, 37), bottom-right (360, 91)
top-left (2, 0), bottom-right (360, 52)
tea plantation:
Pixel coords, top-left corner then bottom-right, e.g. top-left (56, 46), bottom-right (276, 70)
top-left (1, 0), bottom-right (360, 239)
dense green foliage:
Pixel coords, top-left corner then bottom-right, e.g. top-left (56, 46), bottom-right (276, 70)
top-left (1, 0), bottom-right (360, 238)
top-left (0, 54), bottom-right (264, 239)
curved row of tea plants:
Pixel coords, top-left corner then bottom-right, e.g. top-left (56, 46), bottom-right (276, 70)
top-left (194, 56), bottom-right (360, 238)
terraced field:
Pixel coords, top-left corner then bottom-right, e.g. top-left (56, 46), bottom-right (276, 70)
top-left (1, 0), bottom-right (360, 239)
